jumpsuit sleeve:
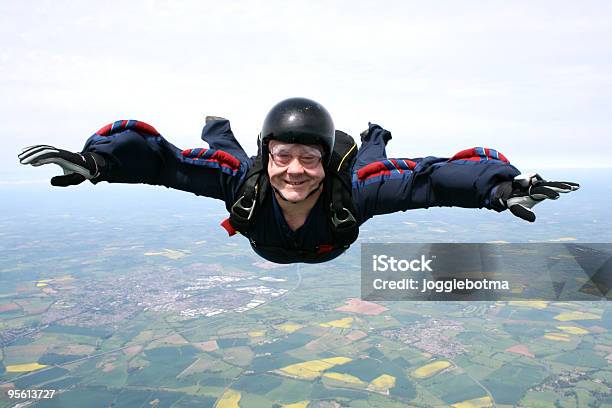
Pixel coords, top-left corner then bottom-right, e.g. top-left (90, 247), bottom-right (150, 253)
top-left (352, 125), bottom-right (521, 222)
top-left (81, 120), bottom-right (248, 205)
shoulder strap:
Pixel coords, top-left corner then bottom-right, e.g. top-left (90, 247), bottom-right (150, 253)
top-left (228, 155), bottom-right (269, 235)
top-left (327, 130), bottom-right (359, 246)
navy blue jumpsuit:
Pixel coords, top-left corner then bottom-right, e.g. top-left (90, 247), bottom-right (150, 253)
top-left (82, 119), bottom-right (520, 263)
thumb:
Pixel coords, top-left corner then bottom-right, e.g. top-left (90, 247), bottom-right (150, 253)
top-left (509, 204), bottom-right (536, 222)
top-left (51, 173), bottom-right (86, 187)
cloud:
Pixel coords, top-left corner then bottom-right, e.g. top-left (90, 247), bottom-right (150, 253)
top-left (1, 1), bottom-right (611, 171)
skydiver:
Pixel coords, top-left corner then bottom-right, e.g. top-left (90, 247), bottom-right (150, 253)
top-left (19, 97), bottom-right (579, 264)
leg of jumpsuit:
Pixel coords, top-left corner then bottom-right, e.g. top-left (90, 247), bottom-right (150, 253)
top-left (353, 124), bottom-right (393, 172)
top-left (200, 119), bottom-right (250, 164)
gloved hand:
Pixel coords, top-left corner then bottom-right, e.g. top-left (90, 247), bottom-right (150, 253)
top-left (18, 145), bottom-right (105, 187)
top-left (492, 173), bottom-right (580, 222)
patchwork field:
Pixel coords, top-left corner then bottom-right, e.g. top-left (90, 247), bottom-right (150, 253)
top-left (2, 195), bottom-right (611, 407)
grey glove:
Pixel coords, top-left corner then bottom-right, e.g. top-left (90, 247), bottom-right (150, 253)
top-left (493, 173), bottom-right (580, 222)
top-left (19, 145), bottom-right (105, 187)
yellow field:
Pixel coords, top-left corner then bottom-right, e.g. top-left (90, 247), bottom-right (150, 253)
top-left (412, 361), bottom-right (451, 378)
top-left (544, 333), bottom-right (571, 342)
top-left (323, 372), bottom-right (365, 385)
top-left (5, 363), bottom-right (47, 373)
top-left (553, 302), bottom-right (578, 307)
top-left (508, 300), bottom-right (548, 309)
top-left (248, 330), bottom-right (265, 337)
top-left (510, 285), bottom-right (525, 294)
top-left (276, 323), bottom-right (303, 333)
top-left (279, 357), bottom-right (352, 380)
top-left (36, 275), bottom-right (74, 287)
top-left (369, 374), bottom-right (396, 391)
top-left (452, 396), bottom-right (493, 408)
top-left (216, 389), bottom-right (241, 408)
top-left (554, 311), bottom-right (600, 322)
top-left (320, 317), bottom-right (354, 328)
top-left (556, 326), bottom-right (588, 335)
top-left (283, 401), bottom-right (309, 408)
top-left (49, 275), bottom-right (73, 282)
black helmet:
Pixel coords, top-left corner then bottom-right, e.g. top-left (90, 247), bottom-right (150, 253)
top-left (260, 97), bottom-right (335, 165)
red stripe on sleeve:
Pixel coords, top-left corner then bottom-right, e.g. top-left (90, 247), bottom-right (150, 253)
top-left (134, 121), bottom-right (160, 135)
top-left (449, 148), bottom-right (477, 161)
top-left (390, 159), bottom-right (403, 173)
top-left (403, 159), bottom-right (417, 170)
top-left (212, 150), bottom-right (240, 170)
top-left (357, 162), bottom-right (387, 181)
top-left (96, 123), bottom-right (112, 136)
top-left (450, 147), bottom-right (509, 163)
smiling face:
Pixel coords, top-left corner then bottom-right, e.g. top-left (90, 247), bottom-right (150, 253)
top-left (267, 140), bottom-right (325, 203)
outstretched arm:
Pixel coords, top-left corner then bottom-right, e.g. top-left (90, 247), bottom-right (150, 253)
top-left (19, 119), bottom-right (249, 205)
top-left (352, 124), bottom-right (578, 223)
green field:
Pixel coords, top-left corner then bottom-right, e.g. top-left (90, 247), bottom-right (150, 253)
top-left (2, 198), bottom-right (611, 407)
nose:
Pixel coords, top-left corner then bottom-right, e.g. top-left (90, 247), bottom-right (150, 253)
top-left (286, 157), bottom-right (305, 174)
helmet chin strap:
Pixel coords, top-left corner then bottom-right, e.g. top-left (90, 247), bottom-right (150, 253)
top-left (273, 181), bottom-right (324, 204)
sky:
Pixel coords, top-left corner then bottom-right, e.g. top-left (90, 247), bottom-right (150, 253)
top-left (1, 1), bottom-right (611, 184)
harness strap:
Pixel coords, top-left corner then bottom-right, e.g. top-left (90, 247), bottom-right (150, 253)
top-left (229, 156), bottom-right (267, 233)
top-left (328, 131), bottom-right (358, 243)
top-left (330, 174), bottom-right (355, 223)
